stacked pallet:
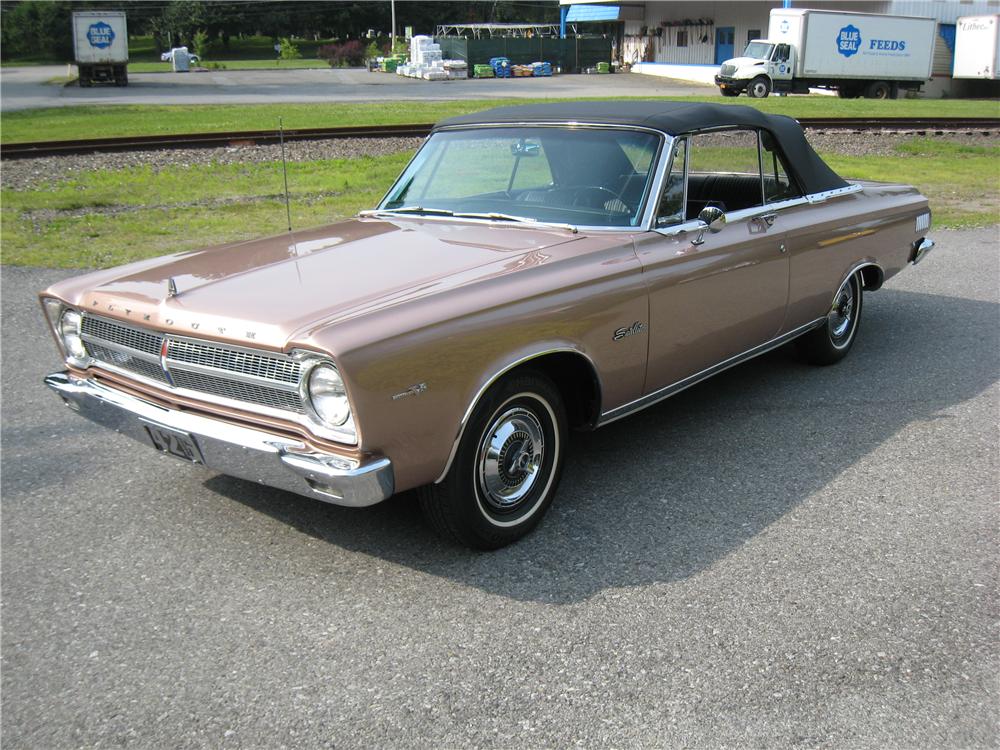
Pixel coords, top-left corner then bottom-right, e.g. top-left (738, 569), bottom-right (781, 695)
top-left (396, 35), bottom-right (468, 80)
top-left (489, 57), bottom-right (512, 78)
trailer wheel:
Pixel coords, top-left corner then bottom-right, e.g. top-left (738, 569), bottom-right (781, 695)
top-left (747, 76), bottom-right (771, 99)
top-left (864, 81), bottom-right (891, 99)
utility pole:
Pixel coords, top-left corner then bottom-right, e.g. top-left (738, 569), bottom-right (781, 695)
top-left (390, 0), bottom-right (396, 50)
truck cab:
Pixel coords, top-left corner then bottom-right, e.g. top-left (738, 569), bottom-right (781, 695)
top-left (715, 40), bottom-right (795, 98)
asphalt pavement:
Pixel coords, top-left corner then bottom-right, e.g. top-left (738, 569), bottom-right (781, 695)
top-left (0, 66), bottom-right (712, 112)
top-left (2, 227), bottom-right (997, 748)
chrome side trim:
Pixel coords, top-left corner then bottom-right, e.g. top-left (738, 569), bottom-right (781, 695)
top-left (44, 371), bottom-right (393, 507)
top-left (805, 183), bottom-right (864, 203)
top-left (597, 317), bottom-right (826, 426)
top-left (653, 186), bottom-right (860, 238)
top-left (434, 347), bottom-right (603, 484)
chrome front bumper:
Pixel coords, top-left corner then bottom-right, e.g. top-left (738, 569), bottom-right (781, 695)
top-left (44, 371), bottom-right (394, 507)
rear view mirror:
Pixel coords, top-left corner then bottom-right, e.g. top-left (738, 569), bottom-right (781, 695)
top-left (510, 140), bottom-right (541, 157)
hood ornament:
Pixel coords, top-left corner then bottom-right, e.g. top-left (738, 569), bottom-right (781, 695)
top-left (167, 277), bottom-right (178, 298)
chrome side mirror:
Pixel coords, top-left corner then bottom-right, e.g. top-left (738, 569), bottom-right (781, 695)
top-left (692, 206), bottom-right (726, 245)
top-left (698, 206), bottom-right (727, 232)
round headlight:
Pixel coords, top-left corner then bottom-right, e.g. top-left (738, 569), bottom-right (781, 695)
top-left (59, 310), bottom-right (88, 361)
top-left (307, 363), bottom-right (350, 427)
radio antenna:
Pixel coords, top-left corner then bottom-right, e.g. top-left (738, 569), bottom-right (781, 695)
top-left (279, 117), bottom-right (293, 234)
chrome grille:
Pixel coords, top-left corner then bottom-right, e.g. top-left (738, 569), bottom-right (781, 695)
top-left (82, 315), bottom-right (162, 357)
top-left (87, 342), bottom-right (169, 383)
top-left (170, 369), bottom-right (305, 413)
top-left (80, 313), bottom-right (306, 415)
top-left (167, 338), bottom-right (301, 384)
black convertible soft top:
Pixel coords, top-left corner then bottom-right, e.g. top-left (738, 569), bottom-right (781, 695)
top-left (436, 101), bottom-right (848, 196)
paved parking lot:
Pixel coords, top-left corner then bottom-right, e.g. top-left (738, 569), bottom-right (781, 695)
top-left (1, 227), bottom-right (997, 747)
top-left (0, 65), bottom-right (712, 111)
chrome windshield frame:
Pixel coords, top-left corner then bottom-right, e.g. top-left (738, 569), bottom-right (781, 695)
top-left (371, 122), bottom-right (674, 234)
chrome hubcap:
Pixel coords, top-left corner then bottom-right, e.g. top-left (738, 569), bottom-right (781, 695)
top-left (828, 279), bottom-right (855, 341)
top-left (478, 407), bottom-right (544, 510)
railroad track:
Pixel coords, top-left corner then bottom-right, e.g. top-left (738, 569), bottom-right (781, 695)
top-left (2, 117), bottom-right (998, 159)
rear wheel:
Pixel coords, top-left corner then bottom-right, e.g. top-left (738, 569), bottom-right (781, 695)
top-left (864, 80), bottom-right (890, 99)
top-left (419, 371), bottom-right (567, 550)
top-left (747, 76), bottom-right (771, 98)
top-left (796, 272), bottom-right (863, 366)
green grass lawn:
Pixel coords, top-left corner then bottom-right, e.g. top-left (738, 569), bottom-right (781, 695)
top-left (3, 97), bottom-right (999, 144)
top-left (1, 136), bottom-right (996, 268)
top-left (1, 152), bottom-right (413, 267)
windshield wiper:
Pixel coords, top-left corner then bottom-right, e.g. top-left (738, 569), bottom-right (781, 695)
top-left (452, 211), bottom-right (578, 233)
top-left (360, 207), bottom-right (577, 233)
top-left (359, 206), bottom-right (454, 217)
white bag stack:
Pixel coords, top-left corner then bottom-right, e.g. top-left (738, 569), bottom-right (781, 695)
top-left (397, 36), bottom-right (465, 80)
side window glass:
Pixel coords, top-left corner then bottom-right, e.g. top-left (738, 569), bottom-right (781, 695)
top-left (686, 129), bottom-right (763, 215)
top-left (656, 138), bottom-right (686, 227)
top-left (760, 131), bottom-right (801, 203)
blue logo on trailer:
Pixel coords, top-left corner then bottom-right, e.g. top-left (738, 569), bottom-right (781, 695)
top-left (86, 21), bottom-right (115, 49)
top-left (836, 24), bottom-right (861, 57)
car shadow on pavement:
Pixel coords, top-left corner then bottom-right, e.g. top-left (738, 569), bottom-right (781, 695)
top-left (205, 288), bottom-right (999, 604)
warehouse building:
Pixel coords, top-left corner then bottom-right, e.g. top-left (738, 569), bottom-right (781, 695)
top-left (560, 0), bottom-right (1000, 96)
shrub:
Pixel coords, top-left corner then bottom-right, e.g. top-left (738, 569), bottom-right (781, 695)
top-left (317, 39), bottom-right (366, 68)
top-left (279, 37), bottom-right (301, 63)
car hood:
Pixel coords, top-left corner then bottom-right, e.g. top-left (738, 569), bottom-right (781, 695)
top-left (45, 218), bottom-right (586, 351)
top-left (722, 56), bottom-right (766, 69)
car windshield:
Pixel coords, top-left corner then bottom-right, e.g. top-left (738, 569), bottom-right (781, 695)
top-left (743, 42), bottom-right (774, 59)
top-left (378, 126), bottom-right (662, 228)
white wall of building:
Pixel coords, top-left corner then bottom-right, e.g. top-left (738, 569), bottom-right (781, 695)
top-left (619, 0), bottom-right (1000, 95)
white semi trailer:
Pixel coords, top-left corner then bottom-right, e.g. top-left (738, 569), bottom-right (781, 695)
top-left (715, 8), bottom-right (935, 99)
top-left (72, 11), bottom-right (129, 87)
top-left (953, 15), bottom-right (1000, 80)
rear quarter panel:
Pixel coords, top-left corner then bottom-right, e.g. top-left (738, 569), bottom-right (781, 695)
top-left (782, 183), bottom-right (928, 331)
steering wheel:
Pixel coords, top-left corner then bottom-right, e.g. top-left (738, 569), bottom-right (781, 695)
top-left (571, 186), bottom-right (621, 210)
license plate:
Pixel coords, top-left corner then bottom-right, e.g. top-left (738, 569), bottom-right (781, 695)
top-left (142, 421), bottom-right (204, 464)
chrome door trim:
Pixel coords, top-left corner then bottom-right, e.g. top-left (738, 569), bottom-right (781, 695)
top-left (597, 317), bottom-right (826, 426)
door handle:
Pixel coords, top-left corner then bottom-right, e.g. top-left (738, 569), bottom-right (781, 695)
top-left (759, 213), bottom-right (777, 227)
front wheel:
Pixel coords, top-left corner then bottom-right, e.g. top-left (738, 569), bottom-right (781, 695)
top-left (796, 272), bottom-right (863, 366)
top-left (720, 87), bottom-right (740, 97)
top-left (419, 371), bottom-right (567, 550)
top-left (747, 76), bottom-right (771, 98)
